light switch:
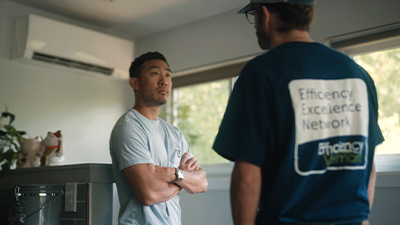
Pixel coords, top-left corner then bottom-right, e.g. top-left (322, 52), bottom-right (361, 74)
top-left (65, 182), bottom-right (77, 212)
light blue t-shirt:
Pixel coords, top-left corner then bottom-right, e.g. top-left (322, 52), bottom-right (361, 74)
top-left (110, 109), bottom-right (193, 225)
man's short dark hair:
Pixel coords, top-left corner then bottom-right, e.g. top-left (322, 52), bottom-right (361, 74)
top-left (129, 52), bottom-right (169, 78)
top-left (257, 3), bottom-right (314, 33)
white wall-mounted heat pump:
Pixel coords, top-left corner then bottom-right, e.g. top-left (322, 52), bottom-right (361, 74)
top-left (11, 14), bottom-right (134, 79)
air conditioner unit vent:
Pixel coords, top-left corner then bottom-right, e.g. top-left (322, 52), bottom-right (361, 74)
top-left (32, 52), bottom-right (114, 76)
top-left (11, 14), bottom-right (133, 79)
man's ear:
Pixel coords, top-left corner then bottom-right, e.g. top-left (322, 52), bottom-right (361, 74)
top-left (261, 5), bottom-right (272, 29)
top-left (129, 77), bottom-right (139, 90)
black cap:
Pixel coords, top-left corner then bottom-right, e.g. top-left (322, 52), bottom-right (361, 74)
top-left (238, 0), bottom-right (315, 14)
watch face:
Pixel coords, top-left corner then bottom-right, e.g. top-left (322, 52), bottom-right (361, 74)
top-left (176, 168), bottom-right (184, 182)
top-left (178, 170), bottom-right (184, 179)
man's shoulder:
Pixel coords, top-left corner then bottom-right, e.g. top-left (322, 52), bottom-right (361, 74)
top-left (248, 42), bottom-right (354, 67)
top-left (114, 110), bottom-right (138, 125)
top-left (112, 110), bottom-right (145, 134)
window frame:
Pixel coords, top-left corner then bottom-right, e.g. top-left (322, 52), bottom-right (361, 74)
top-left (171, 54), bottom-right (256, 88)
top-left (326, 22), bottom-right (400, 172)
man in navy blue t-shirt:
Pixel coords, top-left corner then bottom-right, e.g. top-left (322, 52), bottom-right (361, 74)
top-left (213, 1), bottom-right (384, 224)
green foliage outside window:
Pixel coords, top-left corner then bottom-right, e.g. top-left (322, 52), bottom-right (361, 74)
top-left (174, 80), bottom-right (231, 164)
top-left (353, 47), bottom-right (400, 154)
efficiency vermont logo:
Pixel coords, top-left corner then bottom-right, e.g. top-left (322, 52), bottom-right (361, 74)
top-left (289, 79), bottom-right (369, 176)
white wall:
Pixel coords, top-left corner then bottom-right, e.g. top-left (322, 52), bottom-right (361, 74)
top-left (0, 0), bottom-right (134, 165)
top-left (136, 0), bottom-right (400, 73)
top-left (136, 5), bottom-right (261, 73)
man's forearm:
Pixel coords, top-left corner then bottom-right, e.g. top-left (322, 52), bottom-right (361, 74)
top-left (152, 183), bottom-right (181, 204)
top-left (155, 165), bottom-right (208, 194)
top-left (123, 164), bottom-right (181, 206)
top-left (146, 165), bottom-right (182, 204)
top-left (231, 160), bottom-right (261, 225)
top-left (368, 161), bottom-right (377, 208)
top-left (154, 165), bottom-right (176, 182)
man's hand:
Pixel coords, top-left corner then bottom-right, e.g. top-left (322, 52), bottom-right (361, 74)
top-left (179, 152), bottom-right (200, 171)
top-left (173, 152), bottom-right (208, 194)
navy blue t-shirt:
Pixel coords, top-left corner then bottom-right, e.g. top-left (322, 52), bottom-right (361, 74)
top-left (213, 42), bottom-right (384, 224)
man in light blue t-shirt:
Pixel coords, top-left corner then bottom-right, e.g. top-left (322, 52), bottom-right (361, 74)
top-left (110, 52), bottom-right (208, 225)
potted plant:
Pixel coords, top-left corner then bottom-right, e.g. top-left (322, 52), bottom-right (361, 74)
top-left (0, 109), bottom-right (26, 172)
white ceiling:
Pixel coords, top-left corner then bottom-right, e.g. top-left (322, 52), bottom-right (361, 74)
top-left (9, 0), bottom-right (246, 38)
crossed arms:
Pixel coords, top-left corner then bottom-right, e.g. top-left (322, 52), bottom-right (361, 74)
top-left (122, 152), bottom-right (208, 206)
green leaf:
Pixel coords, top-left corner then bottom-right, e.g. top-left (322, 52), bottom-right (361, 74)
top-left (1, 111), bottom-right (27, 169)
top-left (3, 149), bottom-right (15, 162)
top-left (6, 124), bottom-right (17, 131)
top-left (1, 112), bottom-right (15, 125)
top-left (11, 142), bottom-right (19, 152)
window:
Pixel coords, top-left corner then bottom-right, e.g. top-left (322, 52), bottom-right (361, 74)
top-left (352, 47), bottom-right (400, 155)
top-left (327, 22), bottom-right (400, 171)
top-left (160, 57), bottom-right (255, 165)
top-left (172, 79), bottom-right (232, 164)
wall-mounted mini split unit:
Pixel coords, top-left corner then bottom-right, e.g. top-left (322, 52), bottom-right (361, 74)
top-left (11, 14), bottom-right (134, 80)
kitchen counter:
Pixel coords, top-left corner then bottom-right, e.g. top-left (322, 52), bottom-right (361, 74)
top-left (0, 163), bottom-right (115, 225)
top-left (0, 163), bottom-right (114, 187)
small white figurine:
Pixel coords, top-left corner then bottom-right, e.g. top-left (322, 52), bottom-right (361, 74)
top-left (18, 136), bottom-right (44, 168)
top-left (42, 130), bottom-right (64, 166)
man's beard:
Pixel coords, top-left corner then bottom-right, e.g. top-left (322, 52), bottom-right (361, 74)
top-left (144, 97), bottom-right (167, 107)
top-left (137, 92), bottom-right (168, 107)
top-left (256, 28), bottom-right (272, 50)
top-left (147, 99), bottom-right (167, 106)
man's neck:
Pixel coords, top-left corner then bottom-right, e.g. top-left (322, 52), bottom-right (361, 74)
top-left (271, 30), bottom-right (313, 48)
top-left (133, 104), bottom-right (160, 121)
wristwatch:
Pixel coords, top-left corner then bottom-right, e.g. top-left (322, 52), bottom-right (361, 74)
top-left (175, 167), bottom-right (184, 182)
